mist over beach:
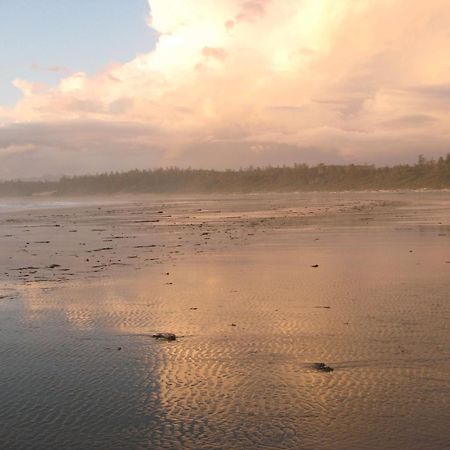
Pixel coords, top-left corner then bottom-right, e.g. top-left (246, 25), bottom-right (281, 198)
top-left (1, 1), bottom-right (450, 449)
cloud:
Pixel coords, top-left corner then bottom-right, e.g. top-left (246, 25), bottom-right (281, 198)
top-left (379, 114), bottom-right (438, 129)
top-left (235, 0), bottom-right (272, 23)
top-left (2, 0), bottom-right (450, 178)
top-left (201, 47), bottom-right (228, 62)
top-left (0, 120), bottom-right (165, 179)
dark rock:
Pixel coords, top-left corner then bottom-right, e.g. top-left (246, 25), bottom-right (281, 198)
top-left (152, 333), bottom-right (176, 341)
top-left (313, 362), bottom-right (334, 372)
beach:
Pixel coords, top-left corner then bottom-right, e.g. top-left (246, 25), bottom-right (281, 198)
top-left (1, 192), bottom-right (449, 449)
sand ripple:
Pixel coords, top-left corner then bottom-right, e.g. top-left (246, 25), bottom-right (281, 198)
top-left (1, 192), bottom-right (450, 449)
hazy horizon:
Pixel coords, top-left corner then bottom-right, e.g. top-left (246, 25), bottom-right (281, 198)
top-left (2, 1), bottom-right (450, 179)
top-left (2, 153), bottom-right (445, 183)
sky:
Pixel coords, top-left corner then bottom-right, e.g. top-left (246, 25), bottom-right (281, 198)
top-left (1, 0), bottom-right (450, 179)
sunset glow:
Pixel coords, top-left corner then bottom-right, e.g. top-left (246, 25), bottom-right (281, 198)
top-left (1, 0), bottom-right (450, 177)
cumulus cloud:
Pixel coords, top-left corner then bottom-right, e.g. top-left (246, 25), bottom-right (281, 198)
top-left (1, 0), bottom-right (450, 178)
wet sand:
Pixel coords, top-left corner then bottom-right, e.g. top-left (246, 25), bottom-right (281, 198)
top-left (1, 192), bottom-right (449, 449)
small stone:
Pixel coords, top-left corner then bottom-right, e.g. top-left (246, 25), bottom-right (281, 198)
top-left (152, 333), bottom-right (176, 341)
top-left (313, 362), bottom-right (334, 372)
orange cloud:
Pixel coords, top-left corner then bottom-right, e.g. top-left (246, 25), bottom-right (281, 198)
top-left (201, 47), bottom-right (228, 61)
top-left (2, 0), bottom-right (450, 177)
top-left (235, 0), bottom-right (272, 23)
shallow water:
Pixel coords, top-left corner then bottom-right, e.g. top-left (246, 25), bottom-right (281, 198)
top-left (0, 192), bottom-right (449, 449)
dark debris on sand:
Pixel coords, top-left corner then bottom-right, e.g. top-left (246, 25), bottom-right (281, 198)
top-left (152, 333), bottom-right (177, 341)
top-left (313, 362), bottom-right (334, 372)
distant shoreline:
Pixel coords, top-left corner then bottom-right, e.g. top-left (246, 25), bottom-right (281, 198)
top-left (1, 188), bottom-right (450, 204)
top-left (1, 156), bottom-right (449, 196)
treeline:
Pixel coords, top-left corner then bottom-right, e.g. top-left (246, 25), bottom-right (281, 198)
top-left (1, 154), bottom-right (450, 197)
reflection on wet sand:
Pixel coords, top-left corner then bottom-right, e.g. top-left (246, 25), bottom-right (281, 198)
top-left (0, 192), bottom-right (449, 449)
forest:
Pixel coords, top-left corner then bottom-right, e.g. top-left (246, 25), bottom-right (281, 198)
top-left (1, 154), bottom-right (449, 197)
